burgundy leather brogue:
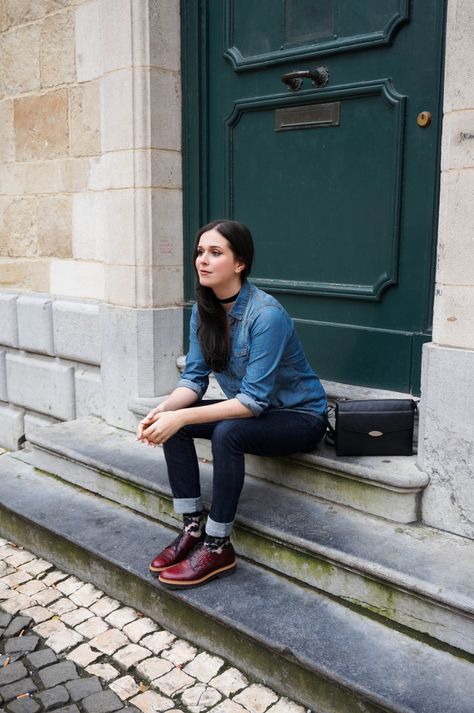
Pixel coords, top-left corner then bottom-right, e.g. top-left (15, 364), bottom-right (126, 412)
top-left (158, 541), bottom-right (236, 588)
top-left (149, 530), bottom-right (204, 573)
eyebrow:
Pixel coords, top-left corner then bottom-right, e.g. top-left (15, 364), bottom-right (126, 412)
top-left (197, 244), bottom-right (224, 250)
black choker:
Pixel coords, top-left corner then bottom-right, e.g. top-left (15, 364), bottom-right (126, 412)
top-left (217, 290), bottom-right (240, 304)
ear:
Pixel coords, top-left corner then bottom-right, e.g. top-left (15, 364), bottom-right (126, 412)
top-left (234, 260), bottom-right (245, 274)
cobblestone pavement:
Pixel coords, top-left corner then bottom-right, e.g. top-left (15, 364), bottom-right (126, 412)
top-left (0, 538), bottom-right (310, 713)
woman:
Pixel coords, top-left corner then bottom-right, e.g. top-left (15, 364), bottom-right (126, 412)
top-left (137, 220), bottom-right (327, 589)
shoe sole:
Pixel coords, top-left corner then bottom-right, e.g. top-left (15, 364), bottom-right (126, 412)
top-left (158, 562), bottom-right (237, 589)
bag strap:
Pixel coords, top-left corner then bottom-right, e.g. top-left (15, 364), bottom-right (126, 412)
top-left (325, 405), bottom-right (336, 448)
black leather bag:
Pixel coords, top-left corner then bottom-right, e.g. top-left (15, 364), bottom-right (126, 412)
top-left (328, 399), bottom-right (417, 457)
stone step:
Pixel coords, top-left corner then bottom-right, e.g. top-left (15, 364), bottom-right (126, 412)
top-left (1, 455), bottom-right (474, 713)
top-left (20, 417), bottom-right (474, 657)
top-left (130, 397), bottom-right (426, 524)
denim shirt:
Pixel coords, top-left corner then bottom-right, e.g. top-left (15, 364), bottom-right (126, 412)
top-left (177, 280), bottom-right (327, 418)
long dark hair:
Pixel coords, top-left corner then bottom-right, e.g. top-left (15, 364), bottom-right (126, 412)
top-left (193, 219), bottom-right (254, 372)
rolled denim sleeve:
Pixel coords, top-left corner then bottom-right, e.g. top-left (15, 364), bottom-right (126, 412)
top-left (176, 305), bottom-right (210, 399)
top-left (236, 307), bottom-right (291, 417)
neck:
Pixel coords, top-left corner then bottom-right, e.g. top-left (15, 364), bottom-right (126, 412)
top-left (216, 289), bottom-right (240, 304)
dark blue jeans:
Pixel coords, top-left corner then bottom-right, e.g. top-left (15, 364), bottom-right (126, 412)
top-left (163, 401), bottom-right (327, 537)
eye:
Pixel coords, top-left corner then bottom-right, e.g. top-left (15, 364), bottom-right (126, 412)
top-left (211, 250), bottom-right (221, 257)
top-left (196, 247), bottom-right (204, 256)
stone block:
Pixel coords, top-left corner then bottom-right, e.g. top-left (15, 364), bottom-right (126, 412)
top-left (89, 628), bottom-right (129, 655)
top-left (0, 661), bottom-right (27, 686)
top-left (436, 169), bottom-right (474, 287)
top-left (0, 350), bottom-right (7, 401)
top-left (46, 628), bottom-right (84, 654)
top-left (151, 150), bottom-right (182, 190)
top-left (111, 643), bottom-right (151, 670)
top-left (100, 0), bottom-right (132, 73)
top-left (3, 1), bottom-right (58, 27)
top-left (101, 69), bottom-right (134, 151)
top-left (40, 10), bottom-right (75, 87)
top-left (24, 162), bottom-right (62, 194)
top-left (72, 192), bottom-right (106, 261)
top-left (6, 352), bottom-right (75, 420)
top-left (59, 158), bottom-right (91, 193)
top-left (75, 616), bottom-right (109, 639)
top-left (104, 265), bottom-right (183, 308)
top-left (0, 259), bottom-right (50, 293)
top-left (150, 68), bottom-right (181, 151)
top-left (181, 684), bottom-right (222, 711)
top-left (105, 607), bottom-right (139, 629)
top-left (209, 668), bottom-right (249, 697)
top-left (70, 82), bottom-right (101, 156)
top-left (50, 259), bottom-right (105, 301)
top-left (123, 617), bottom-right (157, 644)
top-left (26, 648), bottom-right (58, 670)
top-left (102, 190), bottom-right (135, 265)
top-left (66, 676), bottom-right (102, 702)
top-left (0, 24), bottom-right (41, 95)
top-left (0, 196), bottom-right (38, 257)
top-left (75, 1), bottom-right (103, 82)
top-left (161, 640), bottom-right (197, 666)
top-left (135, 657), bottom-right (173, 683)
top-left (89, 153), bottom-right (136, 191)
top-left (149, 0), bottom-right (181, 72)
top-left (153, 668), bottom-right (195, 697)
top-left (0, 676), bottom-right (37, 702)
top-left (432, 285), bottom-right (474, 350)
top-left (128, 690), bottom-right (174, 712)
top-left (419, 343), bottom-right (474, 539)
top-left (444, 0), bottom-right (474, 112)
top-left (75, 366), bottom-right (103, 418)
top-left (17, 295), bottom-right (54, 355)
top-left (151, 188), bottom-right (183, 266)
top-left (0, 163), bottom-right (25, 195)
top-left (109, 675), bottom-right (140, 701)
top-left (37, 661), bottom-right (79, 688)
top-left (441, 110), bottom-right (474, 171)
top-left (233, 684), bottom-right (279, 713)
top-left (67, 643), bottom-right (102, 668)
top-left (14, 90), bottom-right (68, 161)
top-left (24, 412), bottom-right (60, 439)
top-left (183, 653), bottom-right (224, 684)
top-left (82, 689), bottom-right (124, 713)
top-left (0, 100), bottom-right (15, 163)
top-left (85, 663), bottom-right (119, 683)
top-left (0, 402), bottom-right (24, 450)
top-left (36, 684), bottom-right (70, 710)
top-left (0, 292), bottom-right (18, 346)
top-left (53, 300), bottom-right (101, 365)
top-left (101, 305), bottom-right (182, 429)
top-left (37, 194), bottom-right (73, 258)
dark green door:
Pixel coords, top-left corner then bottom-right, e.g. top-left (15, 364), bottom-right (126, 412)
top-left (182, 1), bottom-right (446, 393)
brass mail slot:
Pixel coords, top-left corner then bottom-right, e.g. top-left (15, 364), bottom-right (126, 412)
top-left (275, 102), bottom-right (340, 131)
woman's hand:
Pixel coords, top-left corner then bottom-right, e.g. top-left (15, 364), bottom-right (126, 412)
top-left (141, 411), bottom-right (185, 445)
top-left (137, 404), bottom-right (165, 442)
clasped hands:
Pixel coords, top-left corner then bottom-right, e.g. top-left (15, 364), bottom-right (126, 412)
top-left (136, 407), bottom-right (184, 446)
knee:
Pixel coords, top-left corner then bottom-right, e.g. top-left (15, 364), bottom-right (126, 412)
top-left (211, 420), bottom-right (241, 451)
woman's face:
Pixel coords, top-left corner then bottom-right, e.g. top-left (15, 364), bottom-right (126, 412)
top-left (195, 229), bottom-right (245, 296)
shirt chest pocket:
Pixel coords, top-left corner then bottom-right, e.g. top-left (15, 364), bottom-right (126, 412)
top-left (230, 345), bottom-right (249, 380)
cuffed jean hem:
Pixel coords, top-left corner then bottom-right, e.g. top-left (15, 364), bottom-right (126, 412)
top-left (173, 497), bottom-right (203, 514)
top-left (205, 515), bottom-right (234, 538)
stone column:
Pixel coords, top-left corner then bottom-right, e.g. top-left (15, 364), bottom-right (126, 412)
top-left (418, 0), bottom-right (474, 538)
top-left (74, 0), bottom-right (183, 429)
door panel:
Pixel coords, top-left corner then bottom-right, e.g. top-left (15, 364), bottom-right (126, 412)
top-left (182, 1), bottom-right (446, 393)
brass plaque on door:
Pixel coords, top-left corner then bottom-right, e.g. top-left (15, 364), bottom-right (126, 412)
top-left (275, 102), bottom-right (340, 131)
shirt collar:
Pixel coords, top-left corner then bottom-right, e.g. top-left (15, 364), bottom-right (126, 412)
top-left (228, 279), bottom-right (252, 321)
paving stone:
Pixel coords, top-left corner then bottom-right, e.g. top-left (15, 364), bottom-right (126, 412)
top-left (266, 699), bottom-right (306, 713)
top-left (0, 661), bottom-right (27, 686)
top-left (233, 685), bottom-right (279, 713)
top-left (31, 589), bottom-right (62, 607)
top-left (109, 675), bottom-right (140, 700)
top-left (66, 643), bottom-right (102, 667)
top-left (3, 615), bottom-right (33, 637)
top-left (4, 636), bottom-right (39, 654)
top-left (65, 675), bottom-right (102, 701)
top-left (181, 683), bottom-right (222, 712)
top-left (38, 661), bottom-right (79, 688)
top-left (45, 628), bottom-right (83, 654)
top-left (90, 597), bottom-right (120, 619)
top-left (20, 607), bottom-right (54, 625)
top-left (33, 620), bottom-right (67, 638)
top-left (75, 616), bottom-right (109, 639)
top-left (135, 658), bottom-right (173, 683)
top-left (81, 689), bottom-right (124, 713)
top-left (112, 644), bottom-right (151, 671)
top-left (0, 677), bottom-right (37, 702)
top-left (209, 669), bottom-right (249, 697)
top-left (105, 608), bottom-right (140, 630)
top-left (4, 551), bottom-right (35, 568)
top-left (70, 583), bottom-right (103, 608)
top-left (140, 632), bottom-right (175, 656)
top-left (36, 684), bottom-right (70, 710)
top-left (18, 559), bottom-right (53, 577)
top-left (85, 663), bottom-right (120, 683)
top-left (205, 702), bottom-right (247, 713)
top-left (48, 598), bottom-right (77, 616)
top-left (161, 640), bottom-right (197, 666)
top-left (50, 707), bottom-right (79, 713)
top-left (16, 581), bottom-right (46, 597)
top-left (0, 613), bottom-right (12, 627)
top-left (5, 697), bottom-right (41, 713)
top-left (1, 594), bottom-right (34, 615)
top-left (56, 577), bottom-right (83, 596)
top-left (123, 618), bottom-right (157, 644)
top-left (129, 690), bottom-right (174, 712)
top-left (41, 570), bottom-right (69, 587)
top-left (61, 608), bottom-right (94, 628)
top-left (90, 629), bottom-right (129, 655)
top-left (0, 572), bottom-right (31, 588)
top-left (0, 545), bottom-right (18, 559)
top-left (25, 648), bottom-right (58, 670)
top-left (183, 653), bottom-right (224, 684)
top-left (153, 668), bottom-right (195, 697)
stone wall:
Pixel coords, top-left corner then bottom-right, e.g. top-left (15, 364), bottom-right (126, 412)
top-left (0, 1), bottom-right (184, 444)
top-left (419, 0), bottom-right (474, 539)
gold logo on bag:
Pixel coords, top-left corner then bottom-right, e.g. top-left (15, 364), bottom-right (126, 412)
top-left (368, 430), bottom-right (383, 437)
